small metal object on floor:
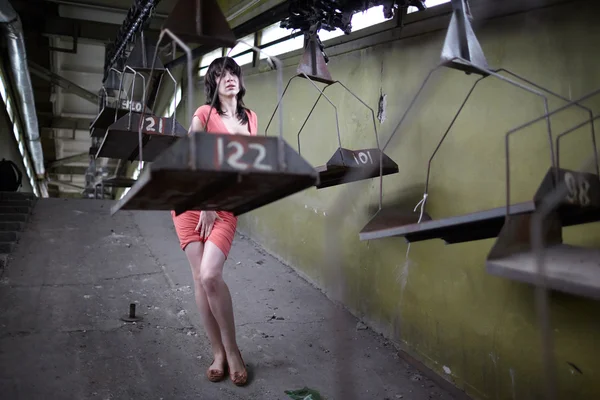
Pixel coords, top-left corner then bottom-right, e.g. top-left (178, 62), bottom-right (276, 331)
top-left (121, 303), bottom-right (143, 323)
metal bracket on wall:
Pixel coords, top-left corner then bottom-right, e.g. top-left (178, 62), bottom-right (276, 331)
top-left (440, 0), bottom-right (489, 75)
top-left (161, 0), bottom-right (237, 47)
top-left (297, 30), bottom-right (334, 85)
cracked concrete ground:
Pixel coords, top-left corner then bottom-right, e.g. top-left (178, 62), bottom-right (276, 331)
top-left (0, 199), bottom-right (458, 400)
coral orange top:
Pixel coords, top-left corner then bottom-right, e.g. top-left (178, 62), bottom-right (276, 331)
top-left (171, 104), bottom-right (258, 258)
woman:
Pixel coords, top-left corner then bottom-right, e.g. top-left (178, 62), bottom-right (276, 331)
top-left (171, 57), bottom-right (257, 386)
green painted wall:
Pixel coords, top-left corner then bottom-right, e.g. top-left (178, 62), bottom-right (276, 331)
top-left (180, 1), bottom-right (600, 398)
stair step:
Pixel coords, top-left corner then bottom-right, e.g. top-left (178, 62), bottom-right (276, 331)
top-left (0, 222), bottom-right (24, 231)
top-left (0, 199), bottom-right (32, 207)
top-left (0, 213), bottom-right (28, 222)
top-left (0, 232), bottom-right (17, 242)
top-left (0, 205), bottom-right (31, 214)
top-left (0, 253), bottom-right (8, 270)
top-left (0, 242), bottom-right (14, 253)
top-left (0, 192), bottom-right (36, 201)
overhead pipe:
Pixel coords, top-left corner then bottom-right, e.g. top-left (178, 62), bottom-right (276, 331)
top-left (0, 0), bottom-right (47, 196)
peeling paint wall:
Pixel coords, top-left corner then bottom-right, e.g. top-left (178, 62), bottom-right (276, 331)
top-left (180, 1), bottom-right (600, 398)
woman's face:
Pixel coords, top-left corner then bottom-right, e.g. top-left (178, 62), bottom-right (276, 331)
top-left (216, 68), bottom-right (240, 99)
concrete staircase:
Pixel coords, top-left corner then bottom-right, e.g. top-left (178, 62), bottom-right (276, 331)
top-left (0, 192), bottom-right (36, 272)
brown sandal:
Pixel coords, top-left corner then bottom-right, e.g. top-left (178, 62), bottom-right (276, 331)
top-left (230, 350), bottom-right (248, 386)
top-left (206, 359), bottom-right (227, 382)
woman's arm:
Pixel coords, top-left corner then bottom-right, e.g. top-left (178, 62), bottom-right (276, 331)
top-left (188, 114), bottom-right (205, 134)
top-left (188, 105), bottom-right (210, 134)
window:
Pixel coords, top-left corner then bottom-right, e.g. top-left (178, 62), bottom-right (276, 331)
top-left (0, 72), bottom-right (6, 104)
top-left (408, 0), bottom-right (451, 13)
top-left (13, 122), bottom-right (20, 142)
top-left (258, 5), bottom-right (396, 59)
top-left (226, 33), bottom-right (255, 67)
top-left (163, 84), bottom-right (182, 117)
top-left (259, 23), bottom-right (304, 59)
top-left (350, 5), bottom-right (393, 31)
top-left (6, 97), bottom-right (13, 122)
top-left (119, 161), bottom-right (144, 199)
top-left (198, 48), bottom-right (224, 77)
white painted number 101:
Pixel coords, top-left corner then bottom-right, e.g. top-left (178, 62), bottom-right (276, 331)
top-left (352, 150), bottom-right (374, 165)
top-left (217, 137), bottom-right (273, 171)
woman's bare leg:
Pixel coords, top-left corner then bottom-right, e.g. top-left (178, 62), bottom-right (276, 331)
top-left (199, 241), bottom-right (245, 378)
top-left (184, 242), bottom-right (227, 374)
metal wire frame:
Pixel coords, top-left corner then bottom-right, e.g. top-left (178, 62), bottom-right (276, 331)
top-left (114, 67), bottom-right (140, 122)
top-left (504, 86), bottom-right (600, 218)
top-left (121, 65), bottom-right (146, 162)
top-left (264, 74), bottom-right (341, 155)
top-left (102, 47), bottom-right (181, 164)
top-left (93, 67), bottom-right (130, 132)
top-left (516, 111), bottom-right (600, 400)
top-left (163, 67), bottom-right (179, 135)
top-left (263, 74), bottom-right (382, 158)
top-left (498, 69), bottom-right (599, 177)
top-left (358, 56), bottom-right (552, 225)
top-left (420, 66), bottom-right (599, 214)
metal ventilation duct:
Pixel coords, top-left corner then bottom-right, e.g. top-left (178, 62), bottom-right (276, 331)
top-left (0, 0), bottom-right (47, 196)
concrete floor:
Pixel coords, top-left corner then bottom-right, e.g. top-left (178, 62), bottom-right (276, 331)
top-left (0, 198), bottom-right (457, 400)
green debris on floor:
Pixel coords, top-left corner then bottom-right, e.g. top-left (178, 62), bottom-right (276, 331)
top-left (284, 387), bottom-right (325, 400)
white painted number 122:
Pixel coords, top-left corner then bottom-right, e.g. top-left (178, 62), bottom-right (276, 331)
top-left (217, 137), bottom-right (272, 171)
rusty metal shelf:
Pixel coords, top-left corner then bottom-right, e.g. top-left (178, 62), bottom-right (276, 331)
top-left (359, 200), bottom-right (600, 244)
top-left (485, 209), bottom-right (600, 300)
top-left (111, 132), bottom-right (319, 216)
top-left (359, 201), bottom-right (536, 243)
top-left (95, 113), bottom-right (187, 161)
top-left (315, 147), bottom-right (398, 189)
top-left (360, 166), bottom-right (600, 244)
top-left (487, 243), bottom-right (600, 300)
top-left (90, 106), bottom-right (129, 138)
top-left (96, 177), bottom-right (136, 188)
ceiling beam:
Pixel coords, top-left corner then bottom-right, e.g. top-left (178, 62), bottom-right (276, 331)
top-left (164, 1), bottom-right (290, 69)
top-left (43, 0), bottom-right (169, 18)
top-left (47, 152), bottom-right (90, 168)
top-left (40, 116), bottom-right (93, 131)
top-left (47, 179), bottom-right (85, 191)
top-left (41, 16), bottom-right (160, 44)
top-left (28, 61), bottom-right (99, 105)
top-left (47, 165), bottom-right (88, 175)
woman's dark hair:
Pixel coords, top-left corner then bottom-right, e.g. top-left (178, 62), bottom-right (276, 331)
top-left (204, 56), bottom-right (249, 126)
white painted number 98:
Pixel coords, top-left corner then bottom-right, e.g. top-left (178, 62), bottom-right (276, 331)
top-left (564, 172), bottom-right (591, 206)
top-left (217, 138), bottom-right (273, 171)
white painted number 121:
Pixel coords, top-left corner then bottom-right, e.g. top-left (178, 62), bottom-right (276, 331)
top-left (144, 116), bottom-right (163, 134)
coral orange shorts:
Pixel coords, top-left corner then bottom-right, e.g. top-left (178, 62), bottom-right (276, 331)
top-left (171, 210), bottom-right (238, 258)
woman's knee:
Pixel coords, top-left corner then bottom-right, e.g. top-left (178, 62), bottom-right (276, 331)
top-left (200, 269), bottom-right (223, 293)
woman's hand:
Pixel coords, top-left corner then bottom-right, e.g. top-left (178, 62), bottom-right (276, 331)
top-left (195, 211), bottom-right (222, 239)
